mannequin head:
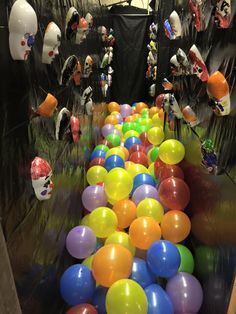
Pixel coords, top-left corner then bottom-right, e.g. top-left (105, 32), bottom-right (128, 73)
top-left (72, 61), bottom-right (81, 86)
top-left (31, 157), bottom-right (53, 201)
top-left (37, 93), bottom-right (58, 117)
top-left (189, 45), bottom-right (209, 81)
top-left (9, 0), bottom-right (38, 60)
top-left (76, 18), bottom-right (88, 44)
top-left (65, 7), bottom-right (80, 41)
top-left (84, 55), bottom-right (93, 77)
top-left (42, 22), bottom-right (61, 64)
top-left (85, 13), bottom-right (93, 27)
top-left (70, 116), bottom-right (80, 143)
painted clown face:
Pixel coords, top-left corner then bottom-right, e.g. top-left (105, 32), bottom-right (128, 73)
top-left (9, 0), bottom-right (38, 60)
top-left (42, 22), bottom-right (61, 64)
top-left (31, 157), bottom-right (53, 201)
top-left (76, 18), bottom-right (88, 44)
top-left (164, 11), bottom-right (182, 40)
top-left (189, 45), bottom-right (209, 81)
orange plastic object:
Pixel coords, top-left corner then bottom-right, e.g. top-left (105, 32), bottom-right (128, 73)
top-left (37, 93), bottom-right (58, 117)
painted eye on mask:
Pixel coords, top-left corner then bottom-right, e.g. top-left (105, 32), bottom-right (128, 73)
top-left (24, 33), bottom-right (35, 47)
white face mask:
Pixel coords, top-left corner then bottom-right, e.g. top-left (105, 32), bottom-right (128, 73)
top-left (42, 22), bottom-right (61, 64)
top-left (76, 18), bottom-right (88, 44)
top-left (9, 0), bottom-right (38, 61)
top-left (169, 10), bottom-right (182, 38)
top-left (65, 7), bottom-right (80, 41)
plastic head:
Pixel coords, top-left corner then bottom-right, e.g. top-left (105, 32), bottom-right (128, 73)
top-left (155, 94), bottom-right (165, 109)
top-left (9, 0), bottom-right (38, 60)
top-left (31, 157), bottom-right (53, 201)
top-left (182, 105), bottom-right (200, 127)
top-left (84, 55), bottom-right (93, 78)
top-left (189, 45), bottom-right (209, 81)
top-left (42, 22), bottom-right (61, 64)
top-left (170, 54), bottom-right (182, 76)
top-left (65, 7), bottom-right (80, 41)
top-left (169, 11), bottom-right (182, 38)
top-left (85, 12), bottom-right (93, 27)
top-left (72, 61), bottom-right (81, 86)
top-left (37, 93), bottom-right (58, 117)
top-left (70, 116), bottom-right (81, 143)
top-left (98, 26), bottom-right (108, 42)
top-left (55, 108), bottom-right (71, 140)
top-left (76, 18), bottom-right (88, 44)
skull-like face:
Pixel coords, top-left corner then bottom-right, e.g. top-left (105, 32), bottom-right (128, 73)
top-left (85, 13), bottom-right (93, 27)
top-left (31, 157), bottom-right (53, 201)
top-left (65, 7), bottom-right (80, 41)
top-left (83, 55), bottom-right (93, 77)
top-left (9, 0), bottom-right (38, 60)
top-left (98, 26), bottom-right (108, 42)
top-left (149, 84), bottom-right (156, 97)
top-left (42, 22), bottom-right (61, 64)
top-left (76, 18), bottom-right (88, 44)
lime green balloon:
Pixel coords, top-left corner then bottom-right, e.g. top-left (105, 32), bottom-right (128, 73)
top-left (148, 163), bottom-right (155, 178)
top-left (132, 122), bottom-right (142, 133)
top-left (122, 122), bottom-right (134, 134)
top-left (106, 279), bottom-right (148, 314)
top-left (80, 214), bottom-right (90, 226)
top-left (106, 134), bottom-right (121, 147)
top-left (150, 147), bottom-right (159, 162)
top-left (105, 232), bottom-right (136, 255)
top-left (94, 144), bottom-right (109, 153)
top-left (137, 198), bottom-right (164, 223)
top-left (140, 125), bottom-right (149, 132)
top-left (159, 139), bottom-right (185, 165)
top-left (124, 130), bottom-right (140, 140)
top-left (82, 254), bottom-right (94, 269)
top-left (176, 244), bottom-right (194, 274)
top-left (140, 118), bottom-right (153, 128)
top-left (89, 207), bottom-right (118, 238)
top-left (136, 118), bottom-right (143, 124)
top-left (147, 127), bottom-right (164, 145)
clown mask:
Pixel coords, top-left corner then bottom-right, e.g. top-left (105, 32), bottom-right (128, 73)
top-left (9, 0), bottom-right (38, 60)
top-left (189, 45), bottom-right (209, 81)
top-left (182, 105), bottom-right (200, 127)
top-left (42, 22), bottom-right (61, 64)
top-left (31, 157), bottom-right (53, 201)
top-left (164, 11), bottom-right (182, 40)
top-left (163, 94), bottom-right (183, 119)
top-left (65, 7), bottom-right (80, 41)
top-left (76, 18), bottom-right (88, 44)
top-left (215, 0), bottom-right (231, 28)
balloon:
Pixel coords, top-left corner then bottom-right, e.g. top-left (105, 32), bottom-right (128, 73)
top-left (124, 136), bottom-right (142, 150)
top-left (120, 104), bottom-right (132, 118)
top-left (148, 163), bottom-right (155, 178)
top-left (92, 286), bottom-right (108, 314)
top-left (66, 304), bottom-right (98, 314)
top-left (137, 198), bottom-right (164, 223)
top-left (133, 173), bottom-right (156, 193)
top-left (158, 177), bottom-right (190, 210)
top-left (129, 144), bottom-right (146, 154)
top-left (90, 150), bottom-right (106, 161)
top-left (147, 127), bottom-right (164, 145)
top-left (105, 133), bottom-right (121, 147)
top-left (154, 158), bottom-right (166, 178)
top-left (140, 117), bottom-right (152, 128)
top-left (176, 244), bottom-right (194, 273)
top-left (104, 168), bottom-right (133, 201)
top-left (145, 284), bottom-right (174, 314)
top-left (161, 210), bottom-right (191, 243)
top-left (129, 152), bottom-right (148, 167)
top-left (87, 166), bottom-right (107, 185)
top-left (166, 272), bottom-right (203, 313)
top-left (118, 146), bottom-right (129, 160)
top-left (105, 231), bottom-right (136, 255)
top-left (158, 139), bottom-right (185, 165)
top-left (114, 123), bottom-right (123, 132)
top-left (92, 244), bottom-right (133, 287)
top-left (66, 226), bottom-right (97, 259)
top-left (149, 107), bottom-right (159, 118)
top-left (139, 132), bottom-right (151, 147)
top-left (60, 264), bottom-right (96, 305)
top-left (80, 214), bottom-right (90, 226)
top-left (132, 184), bottom-right (159, 205)
top-left (147, 240), bottom-right (181, 278)
top-left (112, 199), bottom-right (137, 229)
top-left (149, 147), bottom-right (159, 162)
top-left (132, 122), bottom-right (143, 133)
top-left (152, 113), bottom-right (163, 126)
top-left (129, 217), bottom-right (161, 250)
top-left (89, 207), bottom-right (118, 238)
top-left (158, 164), bottom-right (184, 181)
top-left (108, 101), bottom-right (120, 112)
top-left (110, 127), bottom-right (122, 137)
top-left (88, 157), bottom-right (105, 169)
top-left (136, 102), bottom-right (148, 113)
top-left (106, 147), bottom-right (125, 160)
top-left (106, 279), bottom-right (148, 314)
top-left (104, 155), bottom-right (125, 171)
top-left (104, 115), bottom-right (118, 125)
top-left (122, 122), bottom-right (134, 134)
top-left (101, 124), bottom-right (115, 137)
top-left (82, 254), bottom-right (95, 269)
top-left (126, 162), bottom-right (149, 178)
top-left (82, 185), bottom-right (107, 211)
top-left (94, 144), bottom-right (110, 153)
top-left (125, 115), bottom-right (135, 122)
top-left (124, 130), bottom-right (140, 140)
top-left (113, 113), bottom-right (123, 124)
top-left (99, 139), bottom-right (113, 148)
top-left (130, 258), bottom-right (156, 288)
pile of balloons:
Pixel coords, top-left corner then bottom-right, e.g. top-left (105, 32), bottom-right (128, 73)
top-left (60, 101), bottom-right (203, 314)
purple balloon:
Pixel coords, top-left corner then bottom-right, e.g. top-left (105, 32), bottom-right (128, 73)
top-left (82, 185), bottom-right (107, 211)
top-left (111, 128), bottom-right (122, 137)
top-left (132, 184), bottom-right (159, 205)
top-left (114, 113), bottom-right (123, 124)
top-left (166, 272), bottom-right (203, 314)
top-left (66, 226), bottom-right (97, 259)
top-left (101, 124), bottom-right (114, 137)
top-left (120, 104), bottom-right (132, 118)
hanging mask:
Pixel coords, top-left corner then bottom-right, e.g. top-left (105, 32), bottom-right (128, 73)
top-left (201, 139), bottom-right (218, 174)
top-left (182, 105), bottom-right (200, 127)
top-left (176, 48), bottom-right (191, 74)
top-left (106, 28), bottom-right (115, 47)
top-left (108, 66), bottom-right (114, 86)
top-left (65, 7), bottom-right (80, 41)
top-left (101, 47), bottom-right (113, 68)
top-left (85, 13), bottom-right (93, 27)
top-left (98, 26), bottom-right (108, 42)
top-left (83, 55), bottom-right (93, 78)
top-left (42, 22), bottom-right (61, 64)
top-left (155, 93), bottom-right (165, 109)
top-left (170, 54), bottom-right (182, 76)
top-left (189, 45), bottom-right (209, 81)
top-left (85, 98), bottom-right (94, 116)
top-left (152, 66), bottom-right (157, 81)
top-left (149, 23), bottom-right (158, 40)
top-left (100, 74), bottom-right (108, 97)
top-left (147, 40), bottom-right (157, 52)
top-left (149, 84), bottom-right (156, 97)
top-left (31, 157), bottom-right (53, 201)
top-left (214, 0), bottom-right (231, 29)
top-left (59, 55), bottom-right (78, 86)
top-left (37, 93), bottom-right (58, 117)
top-left (81, 86), bottom-right (93, 107)
top-left (72, 61), bottom-right (82, 86)
top-left (70, 116), bottom-right (81, 143)
top-left (162, 78), bottom-right (173, 90)
top-left (189, 0), bottom-right (202, 32)
top-left (55, 108), bottom-right (71, 140)
top-left (76, 18), bottom-right (89, 44)
top-left (147, 51), bottom-right (157, 65)
top-left (146, 65), bottom-right (152, 79)
top-left (9, 0), bottom-right (38, 61)
top-left (163, 94), bottom-right (183, 119)
top-left (164, 11), bottom-right (182, 40)
top-left (207, 71), bottom-right (230, 116)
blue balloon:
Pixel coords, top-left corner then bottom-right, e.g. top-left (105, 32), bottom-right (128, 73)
top-left (104, 155), bottom-right (125, 171)
top-left (92, 286), bottom-right (108, 314)
top-left (147, 240), bottom-right (181, 278)
top-left (130, 257), bottom-right (156, 288)
top-left (132, 173), bottom-right (156, 194)
top-left (60, 264), bottom-right (96, 305)
top-left (145, 284), bottom-right (174, 314)
top-left (124, 136), bottom-right (142, 150)
top-left (90, 150), bottom-right (106, 161)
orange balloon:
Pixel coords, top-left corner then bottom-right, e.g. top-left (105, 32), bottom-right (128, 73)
top-left (158, 108), bottom-right (166, 121)
top-left (125, 115), bottom-right (135, 122)
top-left (108, 101), bottom-right (120, 113)
top-left (136, 102), bottom-right (148, 113)
top-left (92, 244), bottom-right (133, 287)
top-left (113, 199), bottom-right (137, 229)
top-left (105, 115), bottom-right (118, 125)
top-left (129, 217), bottom-right (161, 250)
top-left (132, 113), bottom-right (141, 120)
top-left (149, 106), bottom-right (159, 118)
top-left (118, 146), bottom-right (129, 161)
top-left (161, 210), bottom-right (191, 243)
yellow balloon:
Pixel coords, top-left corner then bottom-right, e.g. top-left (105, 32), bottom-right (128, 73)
top-left (137, 198), bottom-right (164, 223)
top-left (159, 139), bottom-right (185, 165)
top-left (105, 232), bottom-right (136, 255)
top-left (89, 207), bottom-right (118, 238)
top-left (140, 118), bottom-right (153, 128)
top-left (152, 113), bottom-right (163, 126)
top-left (106, 279), bottom-right (148, 314)
top-left (106, 147), bottom-right (125, 160)
top-left (148, 163), bottom-right (155, 178)
top-left (87, 166), bottom-right (107, 185)
top-left (147, 149), bottom-right (153, 166)
top-left (124, 130), bottom-right (139, 140)
top-left (126, 163), bottom-right (149, 178)
top-left (147, 127), bottom-right (165, 145)
top-left (104, 168), bottom-right (133, 201)
top-left (111, 111), bottom-right (120, 115)
top-left (80, 214), bottom-right (90, 226)
top-left (114, 124), bottom-right (123, 132)
top-left (82, 254), bottom-right (94, 269)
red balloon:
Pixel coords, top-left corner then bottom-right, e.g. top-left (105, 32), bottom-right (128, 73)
top-left (129, 151), bottom-right (148, 167)
top-left (89, 157), bottom-right (105, 168)
top-left (66, 304), bottom-right (98, 314)
top-left (158, 164), bottom-right (184, 181)
top-left (129, 144), bottom-right (146, 155)
top-left (155, 94), bottom-right (165, 109)
top-left (99, 139), bottom-right (113, 148)
top-left (139, 132), bottom-right (151, 147)
top-left (154, 158), bottom-right (166, 178)
top-left (158, 177), bottom-right (190, 210)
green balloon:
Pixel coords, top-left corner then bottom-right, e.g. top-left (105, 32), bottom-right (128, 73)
top-left (122, 122), bottom-right (134, 134)
top-left (105, 133), bottom-right (121, 147)
top-left (150, 147), bottom-right (159, 162)
top-left (132, 122), bottom-right (142, 134)
top-left (140, 125), bottom-right (149, 133)
top-left (176, 244), bottom-right (194, 274)
top-left (94, 144), bottom-right (109, 153)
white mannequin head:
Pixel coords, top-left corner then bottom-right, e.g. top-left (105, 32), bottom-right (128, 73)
top-left (76, 18), bottom-right (88, 44)
top-left (9, 0), bottom-right (38, 60)
top-left (42, 22), bottom-right (61, 64)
